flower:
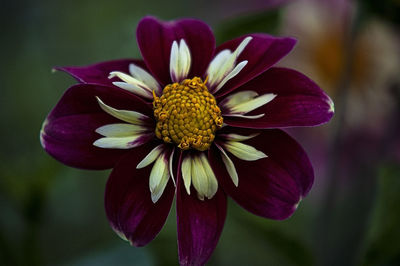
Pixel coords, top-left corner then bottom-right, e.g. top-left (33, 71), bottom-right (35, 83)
top-left (40, 16), bottom-right (333, 265)
top-left (280, 0), bottom-right (400, 133)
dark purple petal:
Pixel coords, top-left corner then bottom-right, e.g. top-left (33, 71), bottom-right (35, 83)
top-left (137, 16), bottom-right (215, 86)
top-left (176, 152), bottom-right (227, 266)
top-left (41, 84), bottom-right (154, 169)
top-left (41, 113), bottom-right (127, 169)
top-left (222, 67), bottom-right (334, 128)
top-left (47, 83), bottom-right (153, 121)
top-left (213, 34), bottom-right (296, 97)
top-left (55, 59), bottom-right (148, 87)
top-left (210, 128), bottom-right (314, 219)
top-left (105, 142), bottom-right (175, 246)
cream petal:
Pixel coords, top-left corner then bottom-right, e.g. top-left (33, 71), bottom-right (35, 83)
top-left (222, 90), bottom-right (276, 115)
top-left (112, 82), bottom-right (153, 99)
top-left (206, 50), bottom-right (231, 86)
top-left (216, 144), bottom-right (238, 186)
top-left (170, 40), bottom-right (179, 82)
top-left (207, 36), bottom-right (252, 90)
top-left (169, 148), bottom-right (176, 186)
top-left (170, 39), bottom-right (191, 83)
top-left (222, 113), bottom-right (265, 119)
top-left (224, 141), bottom-right (267, 161)
top-left (96, 123), bottom-right (147, 137)
top-left (231, 93), bottom-right (277, 114)
top-left (191, 153), bottom-right (218, 200)
top-left (218, 133), bottom-right (259, 141)
top-left (214, 60), bottom-right (248, 93)
top-left (129, 64), bottom-right (161, 94)
top-left (96, 97), bottom-right (149, 124)
top-left (223, 91), bottom-right (259, 109)
top-left (149, 153), bottom-right (170, 203)
top-left (109, 71), bottom-right (154, 99)
top-left (181, 155), bottom-right (192, 195)
top-left (109, 71), bottom-right (151, 91)
top-left (199, 154), bottom-right (218, 199)
top-left (136, 144), bottom-right (165, 169)
top-left (179, 39), bottom-right (191, 79)
top-left (93, 135), bottom-right (146, 149)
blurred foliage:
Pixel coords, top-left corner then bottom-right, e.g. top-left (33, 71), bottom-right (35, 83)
top-left (360, 165), bottom-right (400, 266)
top-left (214, 9), bottom-right (282, 44)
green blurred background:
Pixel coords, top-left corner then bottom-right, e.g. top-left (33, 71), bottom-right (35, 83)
top-left (1, 0), bottom-right (399, 265)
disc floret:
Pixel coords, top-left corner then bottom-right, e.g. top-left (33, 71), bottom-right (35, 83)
top-left (153, 77), bottom-right (223, 151)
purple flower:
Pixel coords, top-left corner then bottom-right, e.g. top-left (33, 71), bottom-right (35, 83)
top-left (40, 16), bottom-right (334, 266)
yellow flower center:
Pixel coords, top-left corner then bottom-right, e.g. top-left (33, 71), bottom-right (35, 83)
top-left (153, 77), bottom-right (223, 151)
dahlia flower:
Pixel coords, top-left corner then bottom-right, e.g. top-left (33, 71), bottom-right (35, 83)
top-left (40, 16), bottom-right (333, 265)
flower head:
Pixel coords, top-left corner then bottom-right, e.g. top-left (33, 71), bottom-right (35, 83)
top-left (40, 16), bottom-right (333, 265)
top-left (281, 0), bottom-right (400, 133)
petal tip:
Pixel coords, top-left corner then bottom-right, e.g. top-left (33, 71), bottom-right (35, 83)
top-left (286, 37), bottom-right (298, 47)
top-left (151, 193), bottom-right (159, 203)
top-left (39, 119), bottom-right (49, 149)
top-left (111, 226), bottom-right (129, 242)
top-left (294, 196), bottom-right (302, 210)
top-left (327, 97), bottom-right (335, 113)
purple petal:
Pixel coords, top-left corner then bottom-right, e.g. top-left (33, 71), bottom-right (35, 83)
top-left (176, 152), bottom-right (227, 266)
top-left (137, 16), bottom-right (215, 86)
top-left (210, 128), bottom-right (314, 219)
top-left (41, 84), bottom-right (153, 169)
top-left (105, 142), bottom-right (175, 246)
top-left (41, 113), bottom-right (127, 169)
top-left (222, 67), bottom-right (334, 128)
top-left (213, 34), bottom-right (296, 97)
top-left (55, 59), bottom-right (147, 87)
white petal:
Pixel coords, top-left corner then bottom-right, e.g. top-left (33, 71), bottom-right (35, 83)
top-left (96, 123), bottom-right (147, 137)
top-left (231, 93), bottom-right (277, 114)
top-left (169, 148), bottom-right (176, 186)
top-left (216, 144), bottom-right (238, 186)
top-left (207, 50), bottom-right (233, 87)
top-left (149, 153), bottom-right (170, 203)
top-left (136, 144), bottom-right (164, 169)
top-left (207, 36), bottom-right (252, 89)
top-left (223, 91), bottom-right (259, 109)
top-left (222, 90), bottom-right (277, 115)
top-left (129, 64), bottom-right (161, 94)
top-left (181, 155), bottom-right (192, 195)
top-left (109, 71), bottom-right (151, 91)
top-left (93, 135), bottom-right (146, 149)
top-left (224, 141), bottom-right (267, 161)
top-left (214, 60), bottom-right (248, 93)
top-left (233, 36), bottom-right (253, 58)
top-left (96, 97), bottom-right (149, 124)
top-left (218, 133), bottom-right (259, 141)
top-left (112, 82), bottom-right (153, 99)
top-left (191, 153), bottom-right (218, 200)
top-left (199, 154), bottom-right (218, 199)
top-left (222, 113), bottom-right (265, 119)
top-left (169, 40), bottom-right (179, 82)
top-left (169, 39), bottom-right (191, 82)
top-left (178, 39), bottom-right (191, 80)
